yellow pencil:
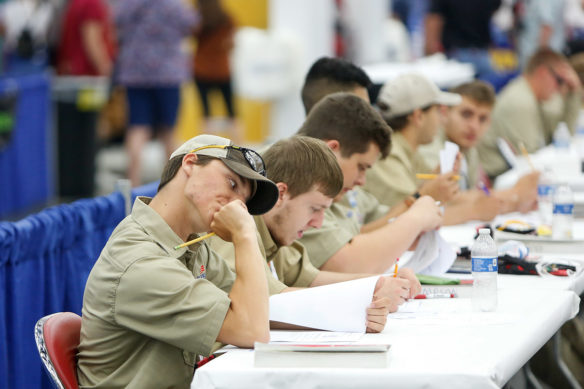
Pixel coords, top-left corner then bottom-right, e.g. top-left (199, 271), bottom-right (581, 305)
top-left (174, 232), bottom-right (215, 250)
top-left (518, 142), bottom-right (535, 171)
top-left (393, 258), bottom-right (399, 278)
top-left (415, 173), bottom-right (460, 181)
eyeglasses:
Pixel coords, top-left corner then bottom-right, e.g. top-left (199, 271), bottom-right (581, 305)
top-left (547, 66), bottom-right (565, 87)
top-left (189, 144), bottom-right (266, 177)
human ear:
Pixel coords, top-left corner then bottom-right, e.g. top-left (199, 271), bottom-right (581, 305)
top-left (182, 153), bottom-right (199, 175)
top-left (325, 139), bottom-right (341, 152)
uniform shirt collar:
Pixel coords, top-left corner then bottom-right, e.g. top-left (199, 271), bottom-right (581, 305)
top-left (254, 215), bottom-right (278, 260)
top-left (131, 196), bottom-right (202, 258)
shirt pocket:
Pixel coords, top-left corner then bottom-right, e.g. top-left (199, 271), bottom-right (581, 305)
top-left (182, 350), bottom-right (197, 367)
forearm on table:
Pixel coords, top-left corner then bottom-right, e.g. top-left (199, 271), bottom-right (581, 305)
top-left (321, 215), bottom-right (421, 274)
top-left (310, 270), bottom-right (372, 287)
top-left (361, 201), bottom-right (409, 233)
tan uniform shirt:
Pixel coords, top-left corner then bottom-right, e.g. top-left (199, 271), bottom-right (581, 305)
top-left (419, 129), bottom-right (481, 189)
top-left (477, 76), bottom-right (581, 178)
top-left (364, 132), bottom-right (432, 207)
top-left (209, 216), bottom-right (318, 290)
top-left (298, 188), bottom-right (388, 269)
top-left (338, 187), bottom-right (389, 225)
top-left (77, 197), bottom-right (234, 389)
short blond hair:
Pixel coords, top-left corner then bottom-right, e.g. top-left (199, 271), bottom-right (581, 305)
top-left (525, 48), bottom-right (567, 74)
top-left (262, 136), bottom-right (343, 198)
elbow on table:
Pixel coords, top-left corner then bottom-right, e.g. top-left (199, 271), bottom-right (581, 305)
top-left (238, 324), bottom-right (270, 347)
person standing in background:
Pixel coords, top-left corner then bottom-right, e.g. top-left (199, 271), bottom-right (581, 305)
top-left (57, 0), bottom-right (115, 76)
top-left (0, 0), bottom-right (55, 75)
top-left (115, 0), bottom-right (198, 187)
top-left (193, 0), bottom-right (241, 143)
top-left (517, 0), bottom-right (567, 68)
top-left (425, 0), bottom-right (501, 82)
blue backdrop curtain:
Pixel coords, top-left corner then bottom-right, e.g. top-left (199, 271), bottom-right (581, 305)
top-left (0, 72), bottom-right (52, 219)
top-left (0, 181), bottom-right (158, 389)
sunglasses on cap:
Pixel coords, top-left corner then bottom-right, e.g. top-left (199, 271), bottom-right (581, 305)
top-left (189, 145), bottom-right (266, 177)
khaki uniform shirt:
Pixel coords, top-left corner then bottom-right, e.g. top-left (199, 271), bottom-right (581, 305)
top-left (77, 197), bottom-right (234, 389)
top-left (209, 216), bottom-right (318, 290)
top-left (298, 188), bottom-right (388, 269)
top-left (364, 132), bottom-right (432, 207)
top-left (338, 187), bottom-right (389, 225)
top-left (419, 129), bottom-right (481, 189)
top-left (477, 76), bottom-right (581, 178)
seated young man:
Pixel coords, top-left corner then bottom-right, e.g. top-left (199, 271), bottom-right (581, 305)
top-left (77, 135), bottom-right (279, 389)
top-left (477, 48), bottom-right (582, 179)
top-left (419, 80), bottom-right (539, 217)
top-left (301, 56), bottom-right (414, 224)
top-left (363, 73), bottom-right (462, 209)
top-left (210, 136), bottom-right (421, 326)
top-left (301, 56), bottom-right (373, 114)
top-left (364, 73), bottom-right (509, 225)
top-left (294, 93), bottom-right (443, 274)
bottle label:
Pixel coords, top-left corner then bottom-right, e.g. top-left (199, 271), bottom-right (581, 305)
top-left (553, 203), bottom-right (574, 215)
top-left (538, 185), bottom-right (553, 196)
top-left (472, 257), bottom-right (498, 272)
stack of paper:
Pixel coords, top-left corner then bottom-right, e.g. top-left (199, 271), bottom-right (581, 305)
top-left (254, 342), bottom-right (390, 368)
top-left (269, 276), bottom-right (379, 332)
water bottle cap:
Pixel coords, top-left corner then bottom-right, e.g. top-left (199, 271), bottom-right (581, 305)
top-left (479, 228), bottom-right (491, 235)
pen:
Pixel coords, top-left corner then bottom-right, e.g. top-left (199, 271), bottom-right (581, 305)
top-left (549, 270), bottom-right (568, 277)
top-left (416, 173), bottom-right (460, 181)
top-left (479, 181), bottom-right (491, 196)
top-left (414, 293), bottom-right (457, 299)
top-left (393, 258), bottom-right (399, 278)
top-left (174, 232), bottom-right (215, 250)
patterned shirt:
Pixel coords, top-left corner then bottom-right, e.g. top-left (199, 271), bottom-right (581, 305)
top-left (114, 0), bottom-right (198, 86)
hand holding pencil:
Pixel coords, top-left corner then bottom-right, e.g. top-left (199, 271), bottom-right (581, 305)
top-left (174, 200), bottom-right (255, 250)
top-left (417, 171), bottom-right (460, 203)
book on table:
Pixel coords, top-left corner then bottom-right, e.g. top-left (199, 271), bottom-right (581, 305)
top-left (253, 342), bottom-right (390, 368)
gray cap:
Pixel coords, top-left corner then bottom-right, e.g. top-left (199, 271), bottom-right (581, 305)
top-left (171, 134), bottom-right (278, 215)
top-left (377, 73), bottom-right (462, 120)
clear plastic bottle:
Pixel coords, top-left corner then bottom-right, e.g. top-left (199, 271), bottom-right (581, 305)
top-left (577, 112), bottom-right (584, 170)
top-left (471, 228), bottom-right (498, 312)
top-left (552, 184), bottom-right (574, 239)
top-left (537, 168), bottom-right (555, 225)
top-left (553, 122), bottom-right (572, 149)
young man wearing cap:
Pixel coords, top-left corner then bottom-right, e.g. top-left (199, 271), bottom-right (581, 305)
top-left (295, 93), bottom-right (443, 274)
top-left (420, 81), bottom-right (540, 219)
top-left (363, 73), bottom-right (462, 213)
top-left (77, 134), bottom-right (279, 389)
top-left (209, 136), bottom-right (421, 326)
top-left (477, 48), bottom-right (582, 179)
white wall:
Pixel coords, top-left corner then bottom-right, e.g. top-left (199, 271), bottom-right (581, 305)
top-left (267, 0), bottom-right (390, 141)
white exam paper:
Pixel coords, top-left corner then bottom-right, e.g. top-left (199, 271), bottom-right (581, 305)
top-left (440, 141), bottom-right (460, 174)
top-left (419, 232), bottom-right (457, 275)
top-left (269, 276), bottom-right (380, 333)
top-left (269, 331), bottom-right (363, 343)
top-left (389, 231), bottom-right (456, 275)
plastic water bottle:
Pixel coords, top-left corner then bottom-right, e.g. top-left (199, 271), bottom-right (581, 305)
top-left (537, 169), bottom-right (555, 225)
top-left (576, 112), bottom-right (584, 172)
top-left (471, 228), bottom-right (498, 312)
top-left (553, 122), bottom-right (571, 149)
top-left (552, 184), bottom-right (574, 239)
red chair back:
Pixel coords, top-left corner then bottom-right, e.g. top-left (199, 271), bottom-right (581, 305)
top-left (34, 312), bottom-right (82, 389)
